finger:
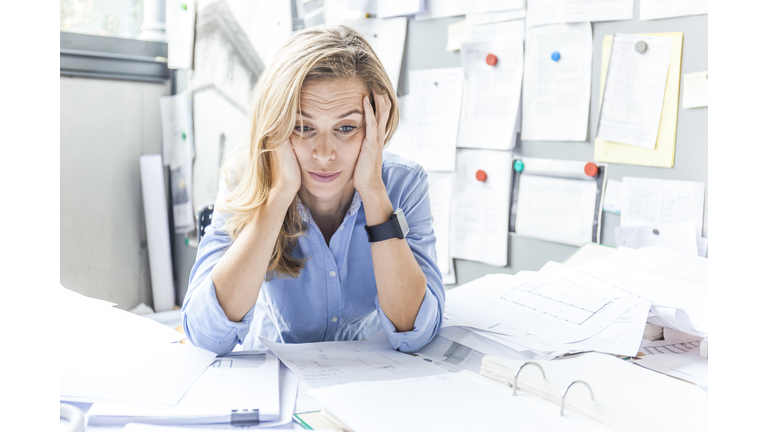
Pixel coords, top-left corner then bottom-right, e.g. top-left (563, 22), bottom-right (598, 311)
top-left (363, 95), bottom-right (378, 145)
top-left (375, 93), bottom-right (390, 142)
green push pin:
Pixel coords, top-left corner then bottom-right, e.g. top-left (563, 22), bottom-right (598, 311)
top-left (181, 132), bottom-right (186, 140)
top-left (513, 160), bottom-right (524, 172)
top-left (181, 3), bottom-right (187, 10)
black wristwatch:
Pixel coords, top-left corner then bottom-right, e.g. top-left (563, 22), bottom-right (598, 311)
top-left (364, 209), bottom-right (409, 243)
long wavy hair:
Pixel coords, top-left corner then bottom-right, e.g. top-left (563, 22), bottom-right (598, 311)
top-left (217, 25), bottom-right (400, 280)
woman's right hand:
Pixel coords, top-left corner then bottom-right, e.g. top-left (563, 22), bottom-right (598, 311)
top-left (269, 139), bottom-right (302, 198)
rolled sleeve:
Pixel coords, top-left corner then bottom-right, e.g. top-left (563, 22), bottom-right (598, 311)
top-left (375, 287), bottom-right (440, 353)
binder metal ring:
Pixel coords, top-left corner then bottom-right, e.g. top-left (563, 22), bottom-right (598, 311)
top-left (560, 380), bottom-right (594, 416)
top-left (506, 361), bottom-right (546, 395)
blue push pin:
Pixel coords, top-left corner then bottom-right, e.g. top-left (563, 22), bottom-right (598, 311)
top-left (551, 51), bottom-right (561, 62)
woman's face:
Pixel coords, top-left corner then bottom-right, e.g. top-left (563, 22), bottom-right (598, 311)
top-left (291, 78), bottom-right (369, 200)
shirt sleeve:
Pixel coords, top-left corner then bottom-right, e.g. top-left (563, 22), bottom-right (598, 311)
top-left (181, 184), bottom-right (256, 356)
top-left (375, 165), bottom-right (445, 353)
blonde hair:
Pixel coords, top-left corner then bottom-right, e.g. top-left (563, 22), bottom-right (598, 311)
top-left (217, 25), bottom-right (400, 280)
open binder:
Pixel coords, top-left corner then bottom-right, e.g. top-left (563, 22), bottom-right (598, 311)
top-left (481, 352), bottom-right (707, 432)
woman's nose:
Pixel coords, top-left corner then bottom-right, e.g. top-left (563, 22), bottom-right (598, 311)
top-left (312, 132), bottom-right (336, 163)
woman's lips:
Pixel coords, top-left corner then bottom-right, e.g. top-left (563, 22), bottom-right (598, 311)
top-left (308, 171), bottom-right (341, 183)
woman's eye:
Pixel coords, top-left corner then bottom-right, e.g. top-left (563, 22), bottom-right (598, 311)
top-left (339, 125), bottom-right (356, 134)
top-left (294, 125), bottom-right (312, 133)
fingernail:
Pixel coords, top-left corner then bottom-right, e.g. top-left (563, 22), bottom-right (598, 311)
top-left (364, 96), bottom-right (370, 104)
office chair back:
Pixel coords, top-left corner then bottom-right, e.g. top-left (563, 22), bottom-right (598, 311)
top-left (197, 205), bottom-right (215, 243)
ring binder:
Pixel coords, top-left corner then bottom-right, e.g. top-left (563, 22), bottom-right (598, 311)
top-left (507, 361), bottom-right (547, 396)
top-left (231, 409), bottom-right (259, 425)
top-left (560, 381), bottom-right (594, 416)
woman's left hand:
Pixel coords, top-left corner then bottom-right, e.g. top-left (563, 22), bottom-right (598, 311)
top-left (353, 92), bottom-right (391, 197)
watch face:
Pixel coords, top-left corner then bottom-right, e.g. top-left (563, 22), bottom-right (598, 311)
top-left (395, 208), bottom-right (409, 237)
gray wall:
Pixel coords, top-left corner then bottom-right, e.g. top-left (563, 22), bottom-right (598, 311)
top-left (398, 7), bottom-right (708, 288)
top-left (61, 76), bottom-right (170, 310)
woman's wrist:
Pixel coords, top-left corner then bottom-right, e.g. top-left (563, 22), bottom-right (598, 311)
top-left (359, 184), bottom-right (393, 226)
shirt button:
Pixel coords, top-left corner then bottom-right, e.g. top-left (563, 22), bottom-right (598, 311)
top-left (330, 271), bottom-right (336, 277)
top-left (331, 316), bottom-right (338, 323)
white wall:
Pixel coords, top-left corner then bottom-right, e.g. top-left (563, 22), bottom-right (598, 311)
top-left (60, 76), bottom-right (170, 310)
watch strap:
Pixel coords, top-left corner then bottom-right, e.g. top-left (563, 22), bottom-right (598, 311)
top-left (365, 211), bottom-right (405, 243)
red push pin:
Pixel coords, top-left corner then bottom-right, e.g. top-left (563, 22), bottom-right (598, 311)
top-left (476, 170), bottom-right (488, 182)
top-left (485, 53), bottom-right (498, 66)
top-left (584, 162), bottom-right (599, 177)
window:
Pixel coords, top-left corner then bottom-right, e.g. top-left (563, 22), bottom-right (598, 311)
top-left (60, 0), bottom-right (144, 40)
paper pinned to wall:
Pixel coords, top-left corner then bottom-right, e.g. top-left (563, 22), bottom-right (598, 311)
top-left (602, 179), bottom-right (622, 214)
top-left (596, 33), bottom-right (673, 149)
top-left (682, 71), bottom-right (708, 108)
top-left (426, 171), bottom-right (455, 285)
top-left (640, 0), bottom-right (708, 21)
top-left (465, 8), bottom-right (526, 26)
top-left (463, 19), bottom-right (525, 44)
top-left (445, 20), bottom-right (467, 51)
top-left (458, 39), bottom-right (523, 150)
top-left (166, 0), bottom-right (197, 69)
top-left (594, 32), bottom-right (684, 168)
top-left (160, 92), bottom-right (196, 233)
top-left (521, 23), bottom-right (593, 142)
top-left (615, 224), bottom-right (698, 256)
top-left (343, 17), bottom-right (407, 90)
top-left (451, 149), bottom-right (513, 267)
top-left (526, 0), bottom-right (633, 28)
top-left (386, 68), bottom-right (463, 171)
top-left (377, 0), bottom-right (424, 18)
top-left (620, 177), bottom-right (706, 236)
top-left (415, 0), bottom-right (524, 20)
top-left (514, 175), bottom-right (597, 247)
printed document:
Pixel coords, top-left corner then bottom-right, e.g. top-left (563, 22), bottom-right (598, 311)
top-left (458, 40), bottom-right (523, 150)
top-left (377, 0), bottom-right (424, 18)
top-left (640, 0), bottom-right (708, 21)
top-left (620, 176), bottom-right (706, 236)
top-left (165, 0), bottom-right (197, 69)
top-left (416, 0), bottom-right (524, 20)
top-left (521, 23), bottom-right (593, 142)
top-left (602, 179), bottom-right (622, 213)
top-left (597, 34), bottom-right (674, 149)
top-left (682, 71), bottom-right (708, 108)
top-left (400, 68), bottom-right (464, 171)
top-left (526, 0), bottom-right (633, 28)
top-left (515, 174), bottom-right (597, 247)
top-left (160, 92), bottom-right (196, 233)
top-left (260, 338), bottom-right (446, 389)
top-left (450, 149), bottom-right (513, 267)
top-left (466, 8), bottom-right (526, 26)
top-left (426, 171), bottom-right (456, 284)
top-left (614, 224), bottom-right (698, 256)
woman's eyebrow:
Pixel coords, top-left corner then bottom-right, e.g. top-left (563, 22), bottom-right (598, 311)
top-left (337, 109), bottom-right (363, 119)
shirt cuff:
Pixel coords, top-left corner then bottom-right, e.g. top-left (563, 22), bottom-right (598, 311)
top-left (182, 274), bottom-right (255, 355)
top-left (375, 287), bottom-right (441, 353)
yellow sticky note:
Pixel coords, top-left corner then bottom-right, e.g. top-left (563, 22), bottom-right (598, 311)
top-left (595, 32), bottom-right (684, 168)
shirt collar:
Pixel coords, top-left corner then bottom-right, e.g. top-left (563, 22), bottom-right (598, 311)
top-left (296, 190), bottom-right (362, 224)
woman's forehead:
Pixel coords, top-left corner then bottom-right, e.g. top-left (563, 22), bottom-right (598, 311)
top-left (299, 78), bottom-right (368, 114)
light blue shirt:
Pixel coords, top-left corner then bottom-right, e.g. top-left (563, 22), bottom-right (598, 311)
top-left (182, 152), bottom-right (445, 356)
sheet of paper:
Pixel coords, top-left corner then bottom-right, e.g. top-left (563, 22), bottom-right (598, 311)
top-left (683, 71), bottom-right (708, 108)
top-left (521, 23), bottom-right (592, 142)
top-left (594, 33), bottom-right (684, 167)
top-left (603, 179), bottom-right (622, 214)
top-left (415, 0), bottom-right (525, 20)
top-left (308, 371), bottom-right (608, 432)
top-left (444, 272), bottom-right (650, 348)
top-left (410, 334), bottom-right (486, 374)
top-left (260, 338), bottom-right (446, 389)
top-left (450, 149), bottom-right (513, 267)
top-left (166, 0), bottom-right (197, 69)
top-left (596, 34), bottom-right (673, 149)
top-left (385, 68), bottom-right (463, 171)
top-left (458, 40), bottom-right (523, 150)
top-left (343, 17), bottom-right (407, 90)
top-left (463, 19), bottom-right (526, 44)
top-left (438, 325), bottom-right (538, 360)
top-left (620, 177), bottom-right (706, 236)
top-left (88, 352), bottom-right (281, 425)
top-left (426, 171), bottom-right (455, 284)
top-left (466, 8), bottom-right (526, 26)
top-left (696, 236), bottom-right (708, 257)
top-left (377, 0), bottom-right (424, 18)
top-left (121, 363), bottom-right (300, 430)
top-left (445, 19), bottom-right (467, 51)
top-left (515, 175), bottom-right (597, 246)
top-left (526, 0), bottom-right (633, 27)
top-left (615, 224), bottom-right (698, 256)
top-left (160, 92), bottom-right (196, 233)
top-left (640, 0), bottom-right (708, 21)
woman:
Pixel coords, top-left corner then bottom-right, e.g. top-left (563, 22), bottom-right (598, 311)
top-left (181, 25), bottom-right (445, 356)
